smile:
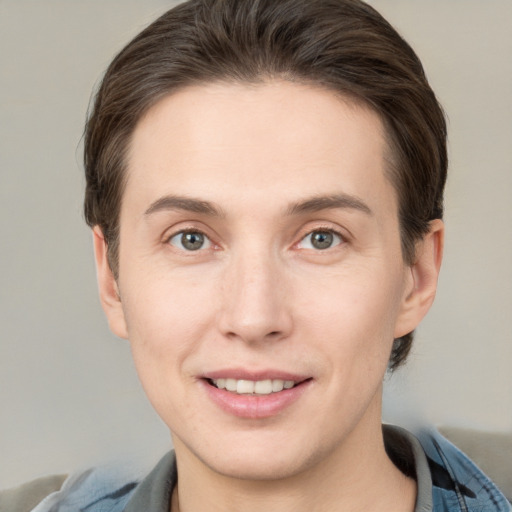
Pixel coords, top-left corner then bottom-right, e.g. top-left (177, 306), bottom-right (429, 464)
top-left (210, 378), bottom-right (296, 395)
top-left (203, 375), bottom-right (312, 418)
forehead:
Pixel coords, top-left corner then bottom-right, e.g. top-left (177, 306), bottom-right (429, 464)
top-left (124, 81), bottom-right (396, 218)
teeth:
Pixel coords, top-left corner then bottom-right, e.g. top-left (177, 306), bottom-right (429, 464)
top-left (237, 380), bottom-right (255, 394)
top-left (254, 380), bottom-right (272, 394)
top-left (225, 379), bottom-right (237, 392)
top-left (212, 378), bottom-right (296, 394)
top-left (272, 380), bottom-right (284, 392)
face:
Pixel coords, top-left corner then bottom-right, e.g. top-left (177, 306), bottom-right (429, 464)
top-left (95, 81), bottom-right (441, 481)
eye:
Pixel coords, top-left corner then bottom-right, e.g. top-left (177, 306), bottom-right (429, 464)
top-left (298, 230), bottom-right (344, 250)
top-left (168, 230), bottom-right (212, 251)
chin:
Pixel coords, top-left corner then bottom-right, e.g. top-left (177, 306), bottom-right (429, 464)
top-left (179, 430), bottom-right (330, 482)
top-left (203, 450), bottom-right (312, 481)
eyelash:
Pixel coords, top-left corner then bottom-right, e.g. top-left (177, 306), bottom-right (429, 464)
top-left (167, 228), bottom-right (213, 252)
top-left (296, 227), bottom-right (346, 251)
top-left (166, 226), bottom-right (346, 253)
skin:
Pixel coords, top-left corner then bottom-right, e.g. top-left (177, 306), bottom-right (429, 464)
top-left (94, 81), bottom-right (443, 512)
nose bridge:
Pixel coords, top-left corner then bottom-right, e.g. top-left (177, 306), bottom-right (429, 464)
top-left (218, 240), bottom-right (291, 343)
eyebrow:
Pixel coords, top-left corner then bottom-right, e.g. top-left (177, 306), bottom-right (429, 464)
top-left (144, 195), bottom-right (225, 217)
top-left (286, 193), bottom-right (373, 216)
top-left (143, 192), bottom-right (372, 218)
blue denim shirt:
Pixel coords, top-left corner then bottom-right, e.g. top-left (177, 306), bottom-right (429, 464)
top-left (418, 429), bottom-right (511, 511)
top-left (30, 428), bottom-right (511, 512)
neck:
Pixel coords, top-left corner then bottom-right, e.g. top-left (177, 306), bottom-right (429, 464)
top-left (171, 412), bottom-right (416, 512)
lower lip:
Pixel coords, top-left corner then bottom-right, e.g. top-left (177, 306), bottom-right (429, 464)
top-left (201, 380), bottom-right (312, 419)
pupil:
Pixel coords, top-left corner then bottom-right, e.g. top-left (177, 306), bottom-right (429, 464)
top-left (312, 231), bottom-right (333, 250)
top-left (182, 232), bottom-right (204, 250)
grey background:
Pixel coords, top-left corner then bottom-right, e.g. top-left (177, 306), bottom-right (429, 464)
top-left (1, 0), bottom-right (511, 489)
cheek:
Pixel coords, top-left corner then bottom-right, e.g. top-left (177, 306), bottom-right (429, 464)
top-left (297, 264), bottom-right (404, 360)
top-left (120, 278), bottom-right (216, 425)
top-left (120, 271), bottom-right (217, 379)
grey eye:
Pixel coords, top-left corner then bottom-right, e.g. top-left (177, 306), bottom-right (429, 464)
top-left (298, 230), bottom-right (342, 250)
top-left (311, 231), bottom-right (333, 249)
top-left (169, 231), bottom-right (211, 251)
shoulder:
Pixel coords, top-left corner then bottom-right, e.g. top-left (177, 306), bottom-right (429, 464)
top-left (418, 428), bottom-right (512, 511)
top-left (1, 465), bottom-right (140, 512)
top-left (0, 474), bottom-right (67, 512)
top-left (439, 426), bottom-right (512, 503)
top-left (1, 452), bottom-right (176, 512)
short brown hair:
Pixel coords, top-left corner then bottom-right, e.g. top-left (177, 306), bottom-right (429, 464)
top-left (84, 0), bottom-right (447, 370)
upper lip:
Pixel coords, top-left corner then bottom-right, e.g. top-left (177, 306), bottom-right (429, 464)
top-left (201, 368), bottom-right (310, 382)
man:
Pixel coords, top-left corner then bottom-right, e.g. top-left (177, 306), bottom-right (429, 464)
top-left (7, 0), bottom-right (510, 510)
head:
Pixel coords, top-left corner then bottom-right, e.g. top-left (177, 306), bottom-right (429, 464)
top-left (86, 0), bottom-right (446, 482)
top-left (84, 0), bottom-right (447, 372)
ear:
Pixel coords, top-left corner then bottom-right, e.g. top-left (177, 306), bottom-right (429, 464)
top-left (92, 227), bottom-right (128, 339)
top-left (394, 219), bottom-right (444, 338)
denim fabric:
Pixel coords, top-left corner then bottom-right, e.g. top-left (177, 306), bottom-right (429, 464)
top-left (417, 430), bottom-right (511, 512)
top-left (29, 428), bottom-right (511, 512)
top-left (29, 466), bottom-right (140, 512)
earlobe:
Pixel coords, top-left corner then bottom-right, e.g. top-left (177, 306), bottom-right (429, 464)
top-left (394, 219), bottom-right (444, 338)
top-left (92, 227), bottom-right (128, 339)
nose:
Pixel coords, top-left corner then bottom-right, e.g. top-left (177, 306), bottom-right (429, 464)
top-left (217, 247), bottom-right (293, 344)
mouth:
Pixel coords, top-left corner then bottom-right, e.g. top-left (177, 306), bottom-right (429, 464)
top-left (207, 378), bottom-right (299, 395)
top-left (202, 373), bottom-right (312, 418)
